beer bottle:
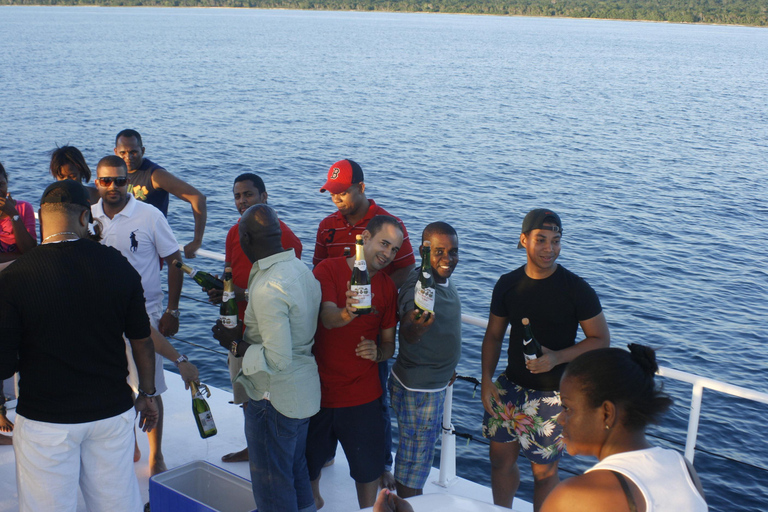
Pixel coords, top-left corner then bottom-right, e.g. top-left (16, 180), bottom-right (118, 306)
top-left (350, 235), bottom-right (372, 315)
top-left (173, 260), bottom-right (224, 290)
top-left (522, 317), bottom-right (543, 362)
top-left (220, 267), bottom-right (238, 329)
top-left (190, 381), bottom-right (217, 439)
top-left (414, 241), bottom-right (435, 319)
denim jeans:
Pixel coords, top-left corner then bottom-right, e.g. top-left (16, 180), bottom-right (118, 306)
top-left (244, 399), bottom-right (316, 512)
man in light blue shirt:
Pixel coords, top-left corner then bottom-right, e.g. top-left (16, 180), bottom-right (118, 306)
top-left (212, 204), bottom-right (321, 512)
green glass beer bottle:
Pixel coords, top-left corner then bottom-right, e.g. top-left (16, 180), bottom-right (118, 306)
top-left (522, 317), bottom-right (543, 362)
top-left (220, 267), bottom-right (238, 329)
top-left (190, 381), bottom-right (217, 439)
top-left (414, 241), bottom-right (435, 319)
top-left (174, 260), bottom-right (224, 290)
top-left (350, 235), bottom-right (372, 315)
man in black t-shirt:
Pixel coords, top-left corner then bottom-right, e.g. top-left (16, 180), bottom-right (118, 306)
top-left (0, 180), bottom-right (158, 511)
top-left (480, 209), bottom-right (610, 510)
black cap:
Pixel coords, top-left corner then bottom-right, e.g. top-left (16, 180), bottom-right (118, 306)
top-left (517, 209), bottom-right (562, 249)
top-left (40, 180), bottom-right (91, 209)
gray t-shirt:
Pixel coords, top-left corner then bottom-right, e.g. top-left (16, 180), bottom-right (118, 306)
top-left (393, 268), bottom-right (462, 391)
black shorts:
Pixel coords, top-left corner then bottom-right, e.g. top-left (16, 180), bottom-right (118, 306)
top-left (305, 398), bottom-right (385, 484)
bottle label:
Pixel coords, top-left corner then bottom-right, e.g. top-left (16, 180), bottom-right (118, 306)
top-left (354, 259), bottom-right (367, 271)
top-left (222, 291), bottom-right (235, 302)
top-left (414, 281), bottom-right (435, 313)
top-left (351, 284), bottom-right (372, 309)
top-left (523, 339), bottom-right (538, 362)
top-left (198, 410), bottom-right (216, 432)
top-left (221, 314), bottom-right (238, 329)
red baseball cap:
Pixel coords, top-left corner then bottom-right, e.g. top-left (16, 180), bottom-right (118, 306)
top-left (320, 159), bottom-right (365, 194)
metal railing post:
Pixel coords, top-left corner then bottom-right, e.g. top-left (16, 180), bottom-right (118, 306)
top-left (435, 384), bottom-right (457, 487)
top-left (684, 383), bottom-right (704, 463)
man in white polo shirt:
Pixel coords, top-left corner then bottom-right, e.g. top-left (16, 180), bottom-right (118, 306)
top-left (92, 155), bottom-right (185, 476)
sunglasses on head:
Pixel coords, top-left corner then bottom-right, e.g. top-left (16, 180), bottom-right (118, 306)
top-left (97, 177), bottom-right (128, 187)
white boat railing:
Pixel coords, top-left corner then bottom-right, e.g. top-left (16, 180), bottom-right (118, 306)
top-left (183, 247), bottom-right (768, 482)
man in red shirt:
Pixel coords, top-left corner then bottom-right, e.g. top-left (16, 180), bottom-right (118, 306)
top-left (314, 159), bottom-right (415, 289)
top-left (314, 159), bottom-right (415, 488)
top-left (208, 172), bottom-right (302, 463)
top-left (307, 215), bottom-right (403, 509)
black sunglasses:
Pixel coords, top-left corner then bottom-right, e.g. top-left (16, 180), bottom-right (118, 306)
top-left (96, 177), bottom-right (128, 187)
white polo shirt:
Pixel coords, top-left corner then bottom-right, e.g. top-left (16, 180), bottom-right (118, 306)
top-left (92, 196), bottom-right (179, 314)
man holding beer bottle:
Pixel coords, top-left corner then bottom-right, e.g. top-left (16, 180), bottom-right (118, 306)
top-left (307, 215), bottom-right (403, 509)
top-left (314, 159), bottom-right (414, 488)
top-left (211, 204), bottom-right (321, 512)
top-left (480, 209), bottom-right (610, 511)
top-left (207, 172), bottom-right (303, 463)
top-left (390, 222), bottom-right (462, 498)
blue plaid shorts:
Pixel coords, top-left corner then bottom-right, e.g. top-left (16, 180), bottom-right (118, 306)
top-left (389, 377), bottom-right (446, 490)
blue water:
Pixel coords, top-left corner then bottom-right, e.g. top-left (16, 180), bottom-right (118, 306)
top-left (1, 7), bottom-right (767, 511)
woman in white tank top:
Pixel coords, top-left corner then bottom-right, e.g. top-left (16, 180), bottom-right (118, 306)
top-left (541, 345), bottom-right (708, 512)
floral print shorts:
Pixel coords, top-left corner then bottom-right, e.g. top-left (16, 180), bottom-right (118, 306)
top-left (481, 373), bottom-right (564, 465)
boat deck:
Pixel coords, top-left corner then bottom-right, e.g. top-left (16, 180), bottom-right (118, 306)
top-left (1, 371), bottom-right (530, 512)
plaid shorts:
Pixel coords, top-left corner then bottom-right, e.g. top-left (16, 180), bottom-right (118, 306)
top-left (389, 377), bottom-right (446, 490)
top-left (481, 373), bottom-right (564, 465)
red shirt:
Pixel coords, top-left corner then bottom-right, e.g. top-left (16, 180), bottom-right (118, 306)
top-left (312, 257), bottom-right (398, 408)
top-left (225, 218), bottom-right (303, 322)
top-left (312, 199), bottom-right (415, 276)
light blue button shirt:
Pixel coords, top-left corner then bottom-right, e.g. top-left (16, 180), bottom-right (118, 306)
top-left (235, 249), bottom-right (322, 419)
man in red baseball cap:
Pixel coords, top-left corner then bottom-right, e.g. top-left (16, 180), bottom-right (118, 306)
top-left (314, 159), bottom-right (415, 289)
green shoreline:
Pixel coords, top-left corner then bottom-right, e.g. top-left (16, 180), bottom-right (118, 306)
top-left (2, 0), bottom-right (766, 27)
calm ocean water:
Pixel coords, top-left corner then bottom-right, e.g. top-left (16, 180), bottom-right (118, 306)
top-left (1, 6), bottom-right (767, 510)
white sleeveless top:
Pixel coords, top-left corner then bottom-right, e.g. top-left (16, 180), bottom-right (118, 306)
top-left (586, 447), bottom-right (708, 512)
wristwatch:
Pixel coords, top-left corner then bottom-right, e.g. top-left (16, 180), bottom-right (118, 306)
top-left (174, 354), bottom-right (189, 367)
top-left (138, 388), bottom-right (159, 399)
top-left (11, 214), bottom-right (20, 222)
top-left (244, 288), bottom-right (249, 302)
top-left (165, 309), bottom-right (180, 319)
top-left (230, 339), bottom-right (243, 358)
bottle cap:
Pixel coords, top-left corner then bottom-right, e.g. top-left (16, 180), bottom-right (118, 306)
top-left (522, 318), bottom-right (530, 326)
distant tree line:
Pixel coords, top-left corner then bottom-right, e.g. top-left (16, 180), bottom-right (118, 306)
top-left (3, 0), bottom-right (767, 26)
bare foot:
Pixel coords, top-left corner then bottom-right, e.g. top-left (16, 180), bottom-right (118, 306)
top-left (134, 439), bottom-right (141, 463)
top-left (221, 447), bottom-right (249, 463)
top-left (0, 435), bottom-right (12, 446)
top-left (379, 470), bottom-right (396, 491)
top-left (150, 458), bottom-right (168, 477)
top-left (374, 489), bottom-right (414, 512)
top-left (311, 477), bottom-right (324, 510)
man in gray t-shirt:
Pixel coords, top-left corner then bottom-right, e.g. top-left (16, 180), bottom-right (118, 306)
top-left (390, 222), bottom-right (461, 498)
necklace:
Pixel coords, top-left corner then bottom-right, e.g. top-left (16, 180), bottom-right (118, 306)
top-left (42, 231), bottom-right (79, 243)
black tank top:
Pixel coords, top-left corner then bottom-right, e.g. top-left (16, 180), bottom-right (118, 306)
top-left (127, 158), bottom-right (170, 216)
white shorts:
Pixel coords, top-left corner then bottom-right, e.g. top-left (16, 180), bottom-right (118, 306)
top-left (14, 409), bottom-right (142, 512)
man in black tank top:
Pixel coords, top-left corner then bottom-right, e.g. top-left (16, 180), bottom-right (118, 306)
top-left (114, 129), bottom-right (208, 259)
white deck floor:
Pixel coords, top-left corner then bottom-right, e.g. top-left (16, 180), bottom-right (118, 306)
top-left (0, 371), bottom-right (531, 512)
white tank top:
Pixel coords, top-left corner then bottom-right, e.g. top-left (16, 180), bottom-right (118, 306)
top-left (586, 447), bottom-right (708, 512)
